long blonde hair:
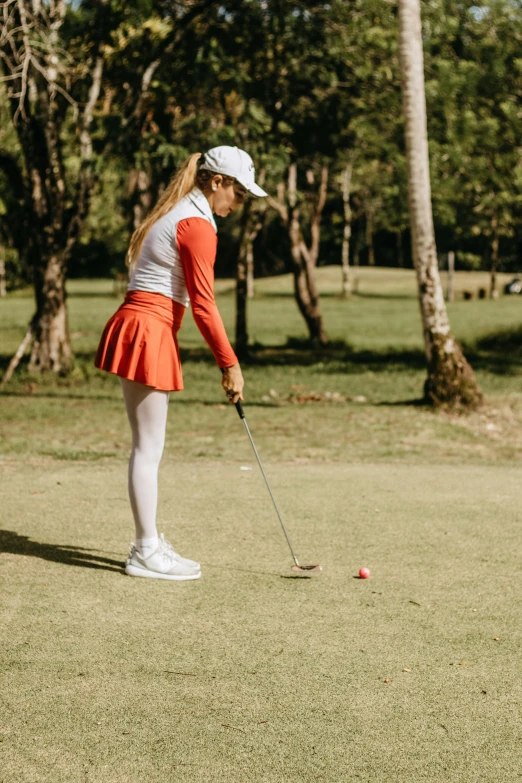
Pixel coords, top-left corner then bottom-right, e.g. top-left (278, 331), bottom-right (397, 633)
top-left (126, 152), bottom-right (202, 269)
top-left (127, 153), bottom-right (238, 269)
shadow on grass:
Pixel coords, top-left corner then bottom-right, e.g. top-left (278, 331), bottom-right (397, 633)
top-left (66, 291), bottom-right (124, 299)
top-left (237, 327), bottom-right (522, 376)
top-left (1, 323), bottom-right (521, 401)
top-left (0, 389), bottom-right (264, 409)
top-left (0, 389), bottom-right (121, 402)
top-left (343, 291), bottom-right (416, 301)
top-left (377, 397), bottom-right (428, 408)
top-left (171, 343), bottom-right (430, 371)
top-left (0, 530), bottom-right (124, 573)
top-left (463, 325), bottom-right (522, 375)
top-left (257, 291), bottom-right (416, 301)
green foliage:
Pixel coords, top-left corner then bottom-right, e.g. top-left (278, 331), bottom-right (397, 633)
top-left (424, 0), bottom-right (522, 267)
top-left (72, 166), bottom-right (130, 278)
top-left (0, 0), bottom-right (521, 286)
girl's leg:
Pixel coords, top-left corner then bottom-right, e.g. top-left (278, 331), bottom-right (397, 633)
top-left (120, 378), bottom-right (169, 550)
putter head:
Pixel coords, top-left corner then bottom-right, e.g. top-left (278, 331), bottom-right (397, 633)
top-left (290, 563), bottom-right (322, 575)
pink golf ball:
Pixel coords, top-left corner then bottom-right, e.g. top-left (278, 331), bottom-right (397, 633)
top-left (359, 567), bottom-right (371, 579)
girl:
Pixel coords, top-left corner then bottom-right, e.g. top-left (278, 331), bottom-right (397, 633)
top-left (95, 146), bottom-right (267, 581)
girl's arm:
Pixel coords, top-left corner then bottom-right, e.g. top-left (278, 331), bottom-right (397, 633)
top-left (176, 217), bottom-right (238, 369)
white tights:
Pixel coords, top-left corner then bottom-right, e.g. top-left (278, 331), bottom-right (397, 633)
top-left (120, 378), bottom-right (169, 542)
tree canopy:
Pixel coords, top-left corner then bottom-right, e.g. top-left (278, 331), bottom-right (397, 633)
top-left (1, 0), bottom-right (520, 289)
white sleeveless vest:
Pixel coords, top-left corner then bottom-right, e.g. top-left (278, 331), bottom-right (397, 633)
top-left (128, 188), bottom-right (218, 306)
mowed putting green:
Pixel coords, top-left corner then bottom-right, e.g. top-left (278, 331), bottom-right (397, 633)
top-left (2, 267), bottom-right (522, 781)
top-left (2, 458), bottom-right (521, 781)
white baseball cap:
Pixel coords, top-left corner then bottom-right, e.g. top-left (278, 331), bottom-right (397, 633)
top-left (200, 146), bottom-right (267, 198)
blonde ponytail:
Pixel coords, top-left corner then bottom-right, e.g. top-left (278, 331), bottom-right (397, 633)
top-left (126, 152), bottom-right (202, 269)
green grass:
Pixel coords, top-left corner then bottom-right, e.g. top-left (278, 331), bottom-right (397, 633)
top-left (1, 267), bottom-right (522, 781)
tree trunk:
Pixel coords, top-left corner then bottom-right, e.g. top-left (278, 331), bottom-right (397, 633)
top-left (125, 60), bottom-right (164, 242)
top-left (0, 245), bottom-right (6, 297)
top-left (447, 250), bottom-right (455, 302)
top-left (236, 246), bottom-right (248, 360)
top-left (128, 168), bottom-right (154, 232)
top-left (366, 209), bottom-right (375, 266)
top-left (267, 165), bottom-right (328, 345)
top-left (29, 253), bottom-right (71, 373)
top-left (341, 162), bottom-right (353, 297)
top-left (246, 239), bottom-right (255, 300)
top-left (20, 96), bottom-right (74, 374)
top-left (398, 0), bottom-right (482, 408)
top-left (0, 6), bottom-right (103, 377)
top-left (489, 217), bottom-right (499, 299)
top-left (351, 225), bottom-right (362, 294)
top-left (289, 199), bottom-right (318, 337)
top-left (397, 229), bottom-right (404, 267)
top-left (288, 163), bottom-right (328, 345)
top-left (235, 201), bottom-right (264, 356)
top-left (1, 322), bottom-right (34, 386)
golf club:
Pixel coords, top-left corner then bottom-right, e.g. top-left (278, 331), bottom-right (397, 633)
top-left (233, 399), bottom-right (321, 575)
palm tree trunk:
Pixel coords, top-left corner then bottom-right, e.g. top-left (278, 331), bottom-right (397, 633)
top-left (398, 0), bottom-right (482, 408)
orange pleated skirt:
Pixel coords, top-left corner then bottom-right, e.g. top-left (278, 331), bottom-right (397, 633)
top-left (95, 291), bottom-right (186, 391)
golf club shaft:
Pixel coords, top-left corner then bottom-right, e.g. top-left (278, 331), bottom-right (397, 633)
top-left (235, 401), bottom-right (300, 566)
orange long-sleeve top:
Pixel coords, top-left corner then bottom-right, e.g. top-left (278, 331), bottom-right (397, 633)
top-left (176, 217), bottom-right (238, 369)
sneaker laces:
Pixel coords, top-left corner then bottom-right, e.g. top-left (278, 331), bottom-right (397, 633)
top-left (157, 534), bottom-right (180, 564)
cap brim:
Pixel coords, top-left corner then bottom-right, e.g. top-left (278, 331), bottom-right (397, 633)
top-left (238, 180), bottom-right (268, 198)
top-left (249, 182), bottom-right (268, 198)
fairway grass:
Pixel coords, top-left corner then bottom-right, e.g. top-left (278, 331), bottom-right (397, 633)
top-left (2, 267), bottom-right (522, 781)
top-left (1, 459), bottom-right (521, 782)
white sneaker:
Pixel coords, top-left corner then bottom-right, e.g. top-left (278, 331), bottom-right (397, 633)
top-left (125, 535), bottom-right (201, 581)
top-left (156, 534), bottom-right (201, 571)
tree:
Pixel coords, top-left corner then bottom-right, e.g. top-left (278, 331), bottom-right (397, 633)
top-left (0, 0), bottom-right (107, 373)
top-left (423, 1), bottom-right (522, 290)
top-left (210, 1), bottom-right (334, 344)
top-left (340, 161), bottom-right (353, 297)
top-left (0, 0), bottom-right (220, 377)
top-left (398, 0), bottom-right (482, 408)
top-left (104, 1), bottom-right (216, 238)
top-left (235, 196), bottom-right (265, 356)
top-left (267, 162), bottom-right (329, 345)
